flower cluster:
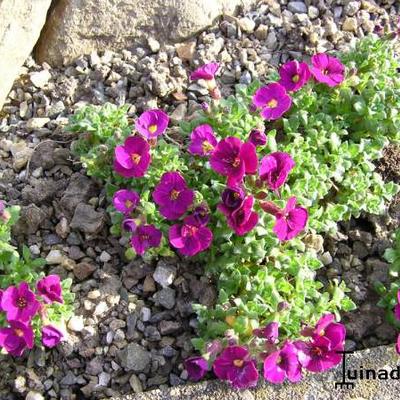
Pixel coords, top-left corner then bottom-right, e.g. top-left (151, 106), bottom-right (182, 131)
top-left (185, 314), bottom-right (345, 389)
top-left (253, 54), bottom-right (344, 120)
top-left (0, 276), bottom-right (64, 356)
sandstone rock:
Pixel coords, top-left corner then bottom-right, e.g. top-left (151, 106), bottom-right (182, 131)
top-left (35, 0), bottom-right (257, 66)
top-left (70, 204), bottom-right (105, 235)
top-left (0, 0), bottom-right (52, 109)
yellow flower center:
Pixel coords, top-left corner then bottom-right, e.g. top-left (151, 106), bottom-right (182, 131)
top-left (14, 328), bottom-right (24, 337)
top-left (292, 74), bottom-right (300, 83)
top-left (233, 359), bottom-right (244, 368)
top-left (170, 189), bottom-right (180, 200)
top-left (17, 297), bottom-right (27, 309)
top-left (267, 99), bottom-right (278, 108)
top-left (131, 153), bottom-right (141, 164)
top-left (148, 124), bottom-right (158, 134)
top-left (125, 200), bottom-right (133, 209)
top-left (202, 141), bottom-right (214, 153)
top-left (232, 157), bottom-right (241, 168)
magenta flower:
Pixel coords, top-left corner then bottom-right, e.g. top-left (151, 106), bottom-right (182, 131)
top-left (193, 204), bottom-right (210, 226)
top-left (394, 290), bottom-right (400, 321)
top-left (273, 197), bottom-right (308, 241)
top-left (310, 54), bottom-right (345, 87)
top-left (188, 124), bottom-right (218, 156)
top-left (259, 152), bottom-right (295, 191)
top-left (185, 356), bottom-right (209, 381)
top-left (226, 196), bottom-right (259, 236)
top-left (36, 275), bottom-right (63, 305)
top-left (263, 341), bottom-right (302, 384)
top-left (131, 224), bottom-right (162, 255)
top-left (190, 62), bottom-right (220, 81)
top-left (248, 129), bottom-right (267, 147)
top-left (1, 282), bottom-right (40, 322)
top-left (0, 289), bottom-right (3, 312)
top-left (169, 215), bottom-right (213, 257)
top-left (213, 345), bottom-right (259, 389)
top-left (113, 189), bottom-right (140, 215)
top-left (253, 322), bottom-right (279, 343)
top-left (122, 218), bottom-right (137, 232)
top-left (135, 109), bottom-right (169, 139)
top-left (114, 136), bottom-right (151, 178)
top-left (152, 172), bottom-right (194, 220)
top-left (295, 335), bottom-right (343, 373)
top-left (41, 325), bottom-right (63, 348)
top-left (252, 83), bottom-right (292, 120)
top-left (396, 334), bottom-right (400, 355)
top-left (312, 314), bottom-right (346, 346)
top-left (210, 137), bottom-right (258, 185)
top-left (278, 60), bottom-right (311, 92)
top-left (0, 320), bottom-right (34, 357)
top-left (218, 187), bottom-right (245, 217)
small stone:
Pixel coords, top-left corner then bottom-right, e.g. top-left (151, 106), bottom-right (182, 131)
top-left (345, 1), bottom-right (360, 16)
top-left (29, 245), bottom-right (40, 256)
top-left (73, 262), bottom-right (97, 281)
top-left (94, 301), bottom-right (108, 317)
top-left (129, 374), bottom-right (143, 393)
top-left (56, 217), bottom-right (70, 239)
top-left (119, 343), bottom-right (151, 372)
top-left (154, 287), bottom-right (176, 309)
top-left (308, 5), bottom-right (319, 19)
top-left (144, 325), bottom-right (161, 341)
top-left (45, 249), bottom-right (65, 264)
top-left (153, 261), bottom-right (177, 288)
top-left (10, 142), bottom-right (33, 171)
top-left (342, 17), bottom-right (358, 32)
top-left (98, 372), bottom-right (111, 387)
top-left (30, 70), bottom-right (52, 88)
top-left (70, 204), bottom-right (105, 234)
top-left (288, 1), bottom-right (307, 14)
top-left (143, 276), bottom-right (156, 292)
top-left (304, 234), bottom-right (324, 253)
top-left (239, 17), bottom-right (255, 33)
top-left (67, 316), bottom-right (84, 332)
top-left (320, 252), bottom-right (333, 266)
top-left (265, 30), bottom-right (277, 50)
top-left (170, 103), bottom-right (187, 123)
top-left (147, 37), bottom-right (160, 52)
top-left (26, 391), bottom-right (44, 400)
top-left (140, 307), bottom-right (151, 322)
top-left (159, 320), bottom-right (181, 335)
top-left (176, 41), bottom-right (196, 61)
top-left (254, 24), bottom-right (268, 40)
top-left (99, 251), bottom-right (111, 263)
top-left (26, 117), bottom-right (50, 131)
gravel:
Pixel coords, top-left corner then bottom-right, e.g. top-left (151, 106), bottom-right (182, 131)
top-left (0, 0), bottom-right (399, 399)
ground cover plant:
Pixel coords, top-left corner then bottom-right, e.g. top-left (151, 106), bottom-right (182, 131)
top-left (68, 33), bottom-right (400, 387)
top-left (0, 201), bottom-right (74, 356)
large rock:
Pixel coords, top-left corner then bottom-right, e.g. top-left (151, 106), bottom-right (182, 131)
top-left (0, 0), bottom-right (52, 109)
top-left (35, 0), bottom-right (256, 66)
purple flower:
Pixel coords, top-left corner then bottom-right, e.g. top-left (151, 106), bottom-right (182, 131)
top-left (295, 335), bottom-right (343, 373)
top-left (190, 62), bottom-right (220, 81)
top-left (253, 322), bottom-right (279, 343)
top-left (310, 54), bottom-right (345, 87)
top-left (193, 204), bottom-right (210, 226)
top-left (252, 83), bottom-right (292, 120)
top-left (248, 129), bottom-right (267, 147)
top-left (36, 275), bottom-right (63, 305)
top-left (396, 334), bottom-right (400, 355)
top-left (263, 341), bottom-right (302, 384)
top-left (135, 109), bottom-right (169, 139)
top-left (218, 187), bottom-right (245, 216)
top-left (1, 282), bottom-right (40, 322)
top-left (259, 152), bottom-right (295, 191)
top-left (0, 200), bottom-right (4, 216)
top-left (278, 60), bottom-right (311, 92)
top-left (131, 224), bottom-right (162, 255)
top-left (0, 320), bottom-right (34, 357)
top-left (112, 189), bottom-right (140, 215)
top-left (226, 195), bottom-right (259, 236)
top-left (210, 137), bottom-right (258, 185)
top-left (0, 289), bottom-right (3, 312)
top-left (273, 197), bottom-right (308, 241)
top-left (213, 345), bottom-right (259, 389)
top-left (188, 124), bottom-right (218, 156)
top-left (169, 215), bottom-right (213, 257)
top-left (122, 218), bottom-right (137, 232)
top-left (0, 200), bottom-right (10, 223)
top-left (41, 325), bottom-right (63, 348)
top-left (395, 290), bottom-right (400, 321)
top-left (114, 136), bottom-right (151, 178)
top-left (152, 172), bottom-right (194, 220)
top-left (185, 356), bottom-right (209, 381)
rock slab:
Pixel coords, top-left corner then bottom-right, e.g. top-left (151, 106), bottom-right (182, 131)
top-left (0, 0), bottom-right (52, 109)
top-left (35, 0), bottom-right (257, 66)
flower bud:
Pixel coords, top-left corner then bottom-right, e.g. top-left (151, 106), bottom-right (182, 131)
top-left (249, 129), bottom-right (267, 147)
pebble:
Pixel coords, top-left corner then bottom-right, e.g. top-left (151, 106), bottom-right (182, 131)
top-left (100, 250), bottom-right (112, 263)
top-left (67, 316), bottom-right (84, 332)
top-left (288, 1), bottom-right (307, 14)
top-left (343, 17), bottom-right (358, 32)
top-left (26, 117), bottom-right (50, 131)
top-left (239, 17), bottom-right (255, 33)
top-left (254, 24), bottom-right (269, 40)
top-left (153, 262), bottom-right (177, 288)
top-left (154, 287), bottom-right (176, 310)
top-left (26, 391), bottom-right (44, 400)
top-left (30, 70), bottom-right (52, 88)
top-left (119, 343), bottom-right (151, 372)
top-left (45, 249), bottom-right (65, 264)
top-left (129, 374), bottom-right (143, 393)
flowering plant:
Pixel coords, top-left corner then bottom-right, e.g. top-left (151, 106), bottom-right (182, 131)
top-left (69, 35), bottom-right (400, 388)
top-left (0, 201), bottom-right (74, 357)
